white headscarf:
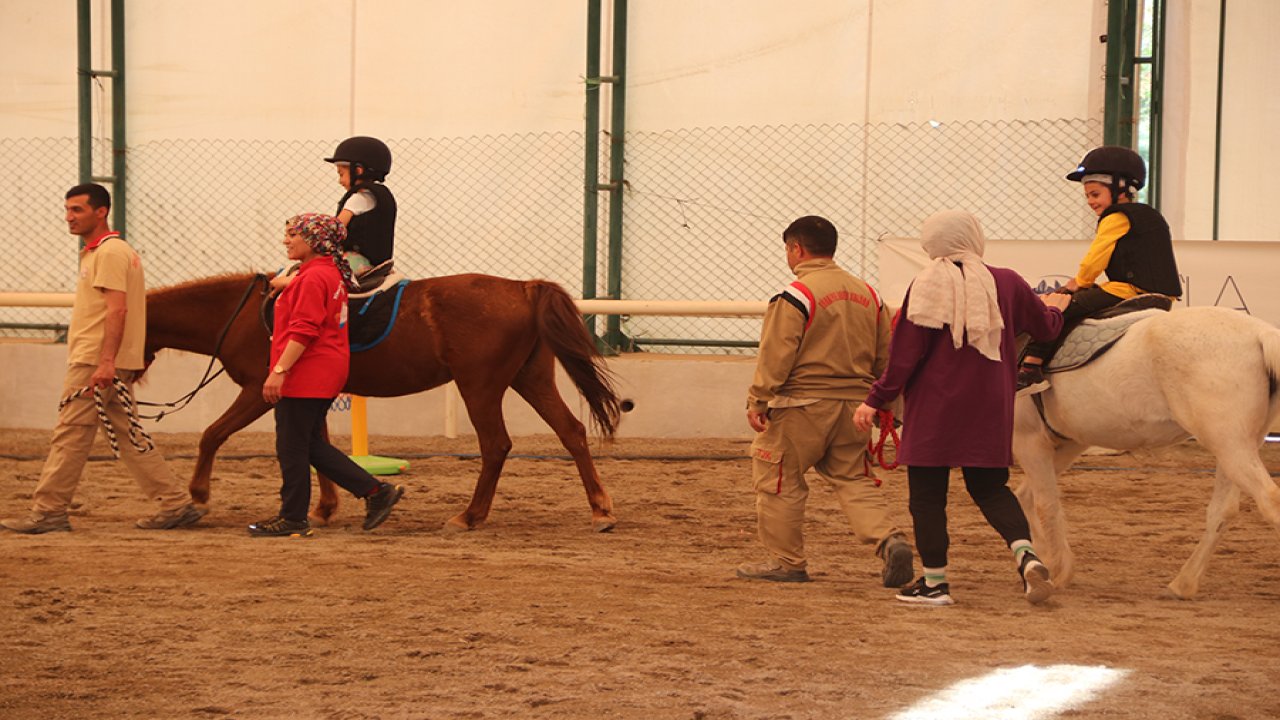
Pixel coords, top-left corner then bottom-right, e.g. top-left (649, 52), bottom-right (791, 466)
top-left (905, 210), bottom-right (1005, 361)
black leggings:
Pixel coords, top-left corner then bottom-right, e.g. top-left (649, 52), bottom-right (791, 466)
top-left (1023, 286), bottom-right (1124, 362)
top-left (274, 397), bottom-right (380, 522)
top-left (907, 465), bottom-right (1031, 569)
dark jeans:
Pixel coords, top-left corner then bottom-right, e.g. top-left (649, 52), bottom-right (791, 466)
top-left (274, 397), bottom-right (379, 522)
top-left (906, 465), bottom-right (1031, 569)
top-left (1023, 286), bottom-right (1124, 362)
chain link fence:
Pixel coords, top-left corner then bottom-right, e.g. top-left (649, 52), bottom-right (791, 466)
top-left (613, 118), bottom-right (1099, 349)
top-left (2, 119), bottom-right (1099, 348)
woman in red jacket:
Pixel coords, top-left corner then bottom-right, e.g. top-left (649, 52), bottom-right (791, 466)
top-left (251, 213), bottom-right (405, 537)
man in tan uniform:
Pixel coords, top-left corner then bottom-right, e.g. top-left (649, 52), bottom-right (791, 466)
top-left (737, 215), bottom-right (913, 585)
top-left (1, 183), bottom-right (206, 534)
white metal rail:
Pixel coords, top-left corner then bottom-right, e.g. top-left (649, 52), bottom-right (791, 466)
top-left (0, 293), bottom-right (769, 317)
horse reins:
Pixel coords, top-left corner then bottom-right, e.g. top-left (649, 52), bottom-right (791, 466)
top-left (136, 273), bottom-right (268, 421)
top-left (61, 379), bottom-right (155, 457)
top-left (868, 408), bottom-right (900, 470)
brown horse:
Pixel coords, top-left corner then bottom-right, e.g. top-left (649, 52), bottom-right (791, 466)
top-left (143, 272), bottom-right (621, 532)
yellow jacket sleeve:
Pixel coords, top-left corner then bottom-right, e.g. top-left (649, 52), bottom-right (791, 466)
top-left (1075, 213), bottom-right (1129, 287)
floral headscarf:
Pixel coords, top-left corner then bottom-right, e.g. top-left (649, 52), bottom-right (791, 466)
top-left (286, 213), bottom-right (357, 291)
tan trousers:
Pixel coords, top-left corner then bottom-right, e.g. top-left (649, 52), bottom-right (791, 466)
top-left (751, 399), bottom-right (900, 571)
top-left (31, 363), bottom-right (189, 515)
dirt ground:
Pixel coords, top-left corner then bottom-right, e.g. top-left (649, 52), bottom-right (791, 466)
top-left (0, 428), bottom-right (1278, 720)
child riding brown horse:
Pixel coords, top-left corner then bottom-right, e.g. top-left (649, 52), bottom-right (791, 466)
top-left (143, 272), bottom-right (621, 532)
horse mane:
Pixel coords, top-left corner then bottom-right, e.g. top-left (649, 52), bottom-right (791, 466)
top-left (152, 271), bottom-right (263, 296)
top-left (142, 271), bottom-right (267, 382)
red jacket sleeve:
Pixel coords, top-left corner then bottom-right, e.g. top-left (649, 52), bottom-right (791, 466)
top-left (278, 272), bottom-right (330, 347)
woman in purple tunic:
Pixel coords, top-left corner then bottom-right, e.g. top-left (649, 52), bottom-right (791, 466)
top-left (854, 210), bottom-right (1068, 606)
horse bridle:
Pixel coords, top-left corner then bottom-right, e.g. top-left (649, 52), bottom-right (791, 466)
top-left (136, 273), bottom-right (270, 421)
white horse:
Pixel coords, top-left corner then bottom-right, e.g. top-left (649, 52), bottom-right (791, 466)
top-left (1012, 306), bottom-right (1280, 599)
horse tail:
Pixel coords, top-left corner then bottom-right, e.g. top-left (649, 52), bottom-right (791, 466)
top-left (527, 281), bottom-right (622, 437)
top-left (1262, 323), bottom-right (1280, 401)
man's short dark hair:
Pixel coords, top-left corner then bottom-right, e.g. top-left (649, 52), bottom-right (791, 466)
top-left (66, 183), bottom-right (111, 211)
top-left (783, 215), bottom-right (837, 256)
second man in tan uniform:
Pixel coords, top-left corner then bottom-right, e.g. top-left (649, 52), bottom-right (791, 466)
top-left (737, 215), bottom-right (913, 586)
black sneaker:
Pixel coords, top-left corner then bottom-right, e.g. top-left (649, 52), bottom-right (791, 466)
top-left (896, 577), bottom-right (954, 606)
top-left (1018, 552), bottom-right (1055, 604)
top-left (1016, 364), bottom-right (1050, 397)
top-left (363, 482), bottom-right (405, 531)
top-left (248, 516), bottom-right (313, 537)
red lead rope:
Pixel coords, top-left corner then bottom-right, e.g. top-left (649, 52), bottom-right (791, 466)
top-left (868, 409), bottom-right (900, 470)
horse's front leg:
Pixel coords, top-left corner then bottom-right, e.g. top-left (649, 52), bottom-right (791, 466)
top-left (309, 419), bottom-right (340, 526)
top-left (192, 385), bottom-right (272, 504)
top-left (1013, 428), bottom-right (1085, 588)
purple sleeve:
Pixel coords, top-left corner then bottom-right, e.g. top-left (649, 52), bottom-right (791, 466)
top-left (1010, 276), bottom-right (1064, 342)
top-left (865, 291), bottom-right (934, 409)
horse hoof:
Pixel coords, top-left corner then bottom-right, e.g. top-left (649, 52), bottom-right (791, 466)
top-left (308, 513), bottom-right (331, 527)
top-left (593, 516), bottom-right (617, 533)
top-left (441, 517), bottom-right (474, 534)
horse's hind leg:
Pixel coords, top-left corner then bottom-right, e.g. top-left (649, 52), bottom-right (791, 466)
top-left (1168, 429), bottom-right (1280, 598)
top-left (444, 384), bottom-right (513, 533)
top-left (1168, 469), bottom-right (1241, 600)
top-left (308, 420), bottom-right (341, 527)
top-left (192, 385), bottom-right (272, 504)
top-left (512, 352), bottom-right (616, 532)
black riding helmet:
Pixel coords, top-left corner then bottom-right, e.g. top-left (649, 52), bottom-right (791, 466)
top-left (1066, 145), bottom-right (1146, 200)
top-left (325, 136), bottom-right (392, 182)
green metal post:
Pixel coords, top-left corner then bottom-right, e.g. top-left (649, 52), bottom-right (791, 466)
top-left (1149, 0), bottom-right (1166, 208)
top-left (604, 0), bottom-right (628, 351)
top-left (1212, 0), bottom-right (1227, 241)
top-left (75, 0), bottom-right (127, 236)
top-left (1103, 0), bottom-right (1137, 147)
top-left (77, 0), bottom-right (92, 184)
top-left (111, 0), bottom-right (126, 237)
top-left (583, 0), bottom-right (602, 338)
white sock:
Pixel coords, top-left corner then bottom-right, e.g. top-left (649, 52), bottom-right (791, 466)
top-left (923, 566), bottom-right (947, 587)
top-left (1011, 539), bottom-right (1040, 570)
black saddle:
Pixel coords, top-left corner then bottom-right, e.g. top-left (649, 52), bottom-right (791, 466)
top-left (352, 260), bottom-right (395, 296)
top-left (1092, 293), bottom-right (1174, 319)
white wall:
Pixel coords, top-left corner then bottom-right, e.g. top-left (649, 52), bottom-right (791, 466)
top-left (865, 2), bottom-right (1097, 124)
top-left (2, 1), bottom-right (1268, 242)
top-left (125, 1), bottom-right (590, 141)
top-left (1163, 0), bottom-right (1278, 242)
top-left (0, 4), bottom-right (77, 136)
top-left (3, 1), bottom-right (1101, 140)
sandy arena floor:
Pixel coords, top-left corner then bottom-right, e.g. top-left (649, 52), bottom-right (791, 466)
top-left (0, 429), bottom-right (1278, 719)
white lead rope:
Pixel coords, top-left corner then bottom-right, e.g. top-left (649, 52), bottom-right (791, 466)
top-left (60, 378), bottom-right (156, 458)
